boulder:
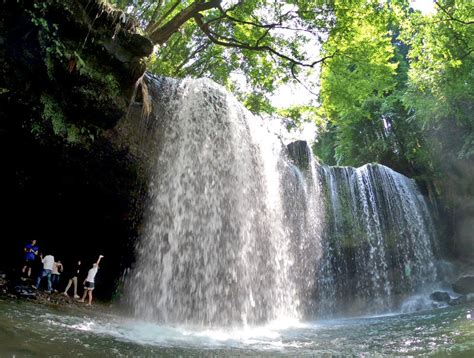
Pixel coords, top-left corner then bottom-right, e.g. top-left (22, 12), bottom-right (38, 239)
top-left (430, 291), bottom-right (451, 303)
top-left (448, 296), bottom-right (466, 306)
top-left (453, 276), bottom-right (474, 294)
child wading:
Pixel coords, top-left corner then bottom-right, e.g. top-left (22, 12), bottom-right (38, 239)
top-left (80, 255), bottom-right (103, 306)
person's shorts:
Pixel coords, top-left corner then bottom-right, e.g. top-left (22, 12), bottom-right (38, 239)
top-left (24, 260), bottom-right (34, 269)
top-left (84, 281), bottom-right (95, 290)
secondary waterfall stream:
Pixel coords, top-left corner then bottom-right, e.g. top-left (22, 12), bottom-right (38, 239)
top-left (126, 76), bottom-right (439, 325)
top-left (317, 163), bottom-right (438, 316)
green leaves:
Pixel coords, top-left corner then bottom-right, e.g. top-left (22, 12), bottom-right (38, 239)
top-left (317, 1), bottom-right (408, 167)
top-left (314, 0), bottom-right (473, 198)
top-left (401, 0), bottom-right (474, 163)
top-left (108, 0), bottom-right (332, 115)
top-left (108, 0), bottom-right (473, 181)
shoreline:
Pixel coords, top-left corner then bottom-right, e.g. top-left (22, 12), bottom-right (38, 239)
top-left (0, 273), bottom-right (114, 313)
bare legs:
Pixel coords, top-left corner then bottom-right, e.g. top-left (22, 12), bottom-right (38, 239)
top-left (64, 279), bottom-right (72, 294)
top-left (21, 265), bottom-right (32, 277)
top-left (79, 289), bottom-right (93, 305)
top-left (63, 277), bottom-right (79, 298)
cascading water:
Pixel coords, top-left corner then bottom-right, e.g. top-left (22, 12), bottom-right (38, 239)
top-left (126, 75), bottom-right (439, 325)
top-left (315, 163), bottom-right (438, 315)
top-left (280, 141), bottom-right (325, 316)
top-left (126, 76), bottom-right (312, 326)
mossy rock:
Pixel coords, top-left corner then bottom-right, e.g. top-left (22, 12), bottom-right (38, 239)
top-left (1, 0), bottom-right (153, 145)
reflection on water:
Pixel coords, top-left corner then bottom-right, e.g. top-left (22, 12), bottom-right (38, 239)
top-left (1, 299), bottom-right (473, 356)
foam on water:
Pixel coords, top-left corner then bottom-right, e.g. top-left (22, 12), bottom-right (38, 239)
top-left (43, 311), bottom-right (311, 351)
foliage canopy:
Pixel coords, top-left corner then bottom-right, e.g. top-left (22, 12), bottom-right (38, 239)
top-left (315, 0), bottom-right (473, 184)
top-left (110, 0), bottom-right (474, 195)
top-left (109, 0), bottom-right (338, 112)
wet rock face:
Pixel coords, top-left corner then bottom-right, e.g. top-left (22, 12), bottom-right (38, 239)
top-left (0, 0), bottom-right (152, 300)
top-left (287, 140), bottom-right (311, 170)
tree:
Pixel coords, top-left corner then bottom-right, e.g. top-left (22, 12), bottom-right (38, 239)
top-left (315, 0), bottom-right (424, 173)
top-left (111, 0), bottom-right (473, 182)
top-left (109, 0), bottom-right (337, 112)
top-left (401, 0), bottom-right (474, 161)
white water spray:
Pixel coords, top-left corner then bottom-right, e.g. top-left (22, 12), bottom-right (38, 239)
top-left (127, 77), bottom-right (305, 326)
top-left (126, 76), bottom-right (439, 324)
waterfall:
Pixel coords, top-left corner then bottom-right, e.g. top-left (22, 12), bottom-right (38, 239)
top-left (126, 75), bottom-right (439, 324)
top-left (280, 141), bottom-right (325, 317)
top-left (126, 76), bottom-right (309, 326)
top-left (315, 164), bottom-right (438, 315)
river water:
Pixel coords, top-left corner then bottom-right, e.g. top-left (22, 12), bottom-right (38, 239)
top-left (1, 298), bottom-right (473, 356)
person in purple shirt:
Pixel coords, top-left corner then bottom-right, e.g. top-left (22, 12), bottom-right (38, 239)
top-left (22, 239), bottom-right (39, 278)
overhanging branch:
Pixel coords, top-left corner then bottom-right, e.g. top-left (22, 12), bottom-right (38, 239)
top-left (290, 63), bottom-right (319, 97)
top-left (435, 1), bottom-right (474, 25)
top-left (149, 0), bottom-right (222, 45)
top-left (194, 13), bottom-right (335, 69)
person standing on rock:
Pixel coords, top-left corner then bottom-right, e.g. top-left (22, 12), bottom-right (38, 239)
top-left (63, 259), bottom-right (82, 299)
top-left (34, 252), bottom-right (55, 293)
top-left (22, 239), bottom-right (39, 279)
top-left (79, 255), bottom-right (104, 306)
top-left (51, 260), bottom-right (63, 292)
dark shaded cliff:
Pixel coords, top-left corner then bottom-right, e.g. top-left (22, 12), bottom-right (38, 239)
top-left (0, 0), bottom-right (153, 299)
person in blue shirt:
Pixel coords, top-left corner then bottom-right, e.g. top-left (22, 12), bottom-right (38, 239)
top-left (22, 239), bottom-right (39, 278)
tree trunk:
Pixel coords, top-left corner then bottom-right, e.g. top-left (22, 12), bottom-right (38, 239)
top-left (149, 0), bottom-right (221, 45)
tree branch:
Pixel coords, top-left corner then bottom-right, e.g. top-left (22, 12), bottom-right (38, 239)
top-left (174, 41), bottom-right (211, 75)
top-left (255, 27), bottom-right (272, 47)
top-left (144, 0), bottom-right (164, 32)
top-left (434, 1), bottom-right (474, 25)
top-left (149, 0), bottom-right (222, 45)
top-left (194, 13), bottom-right (335, 69)
top-left (147, 0), bottom-right (181, 34)
top-left (290, 63), bottom-right (319, 97)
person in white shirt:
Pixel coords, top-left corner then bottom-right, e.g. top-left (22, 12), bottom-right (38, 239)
top-left (34, 253), bottom-right (55, 292)
top-left (79, 255), bottom-right (104, 305)
top-left (51, 260), bottom-right (63, 292)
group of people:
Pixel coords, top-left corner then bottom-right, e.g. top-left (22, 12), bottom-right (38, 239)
top-left (21, 239), bottom-right (104, 305)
